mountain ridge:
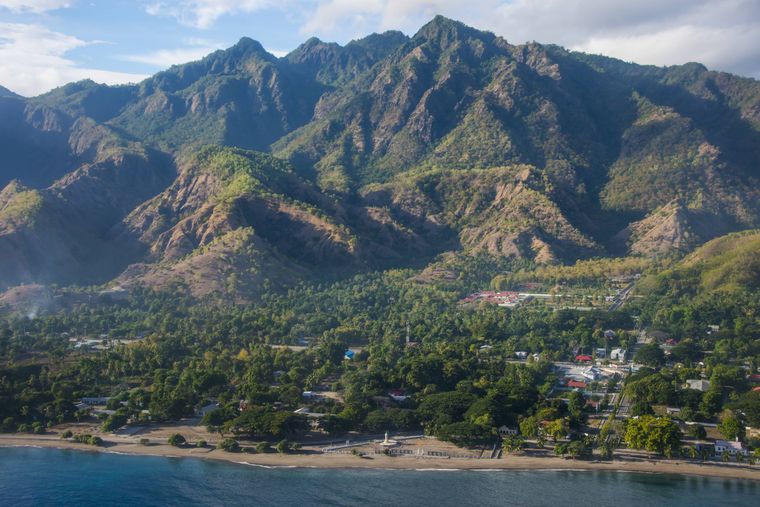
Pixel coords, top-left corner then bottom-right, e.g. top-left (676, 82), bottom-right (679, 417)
top-left (1, 16), bottom-right (759, 301)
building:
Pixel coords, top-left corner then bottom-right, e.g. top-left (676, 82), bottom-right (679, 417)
top-left (80, 397), bottom-right (110, 406)
top-left (197, 402), bottom-right (219, 417)
top-left (595, 348), bottom-right (607, 359)
top-left (603, 330), bottom-right (615, 339)
top-left (567, 380), bottom-right (588, 389)
top-left (575, 355), bottom-right (593, 363)
top-left (581, 367), bottom-right (603, 381)
top-left (685, 379), bottom-right (710, 392)
top-left (610, 348), bottom-right (626, 361)
top-left (388, 389), bottom-right (408, 402)
top-left (515, 351), bottom-right (528, 360)
top-left (498, 425), bottom-right (518, 436)
top-left (715, 440), bottom-right (748, 457)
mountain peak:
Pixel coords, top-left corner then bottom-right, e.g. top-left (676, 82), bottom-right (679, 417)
top-left (229, 36), bottom-right (272, 59)
top-left (414, 15), bottom-right (491, 47)
top-left (0, 85), bottom-right (19, 99)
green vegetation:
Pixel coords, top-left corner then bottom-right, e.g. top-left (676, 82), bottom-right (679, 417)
top-left (167, 434), bottom-right (186, 447)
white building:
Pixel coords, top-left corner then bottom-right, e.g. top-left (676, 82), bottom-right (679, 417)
top-left (715, 440), bottom-right (748, 457)
top-left (610, 348), bottom-right (626, 361)
top-left (685, 379), bottom-right (710, 392)
top-left (498, 425), bottom-right (519, 436)
top-left (515, 351), bottom-right (528, 360)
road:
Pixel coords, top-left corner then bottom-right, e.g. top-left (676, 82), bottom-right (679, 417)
top-left (607, 282), bottom-right (634, 311)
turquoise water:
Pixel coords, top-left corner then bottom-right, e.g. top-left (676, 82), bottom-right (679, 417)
top-left (0, 447), bottom-right (757, 506)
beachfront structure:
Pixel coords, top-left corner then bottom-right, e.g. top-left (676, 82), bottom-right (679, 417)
top-left (685, 379), bottom-right (710, 392)
top-left (498, 426), bottom-right (519, 436)
top-left (715, 440), bottom-right (748, 457)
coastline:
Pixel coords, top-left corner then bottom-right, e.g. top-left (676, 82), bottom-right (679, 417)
top-left (1, 435), bottom-right (758, 481)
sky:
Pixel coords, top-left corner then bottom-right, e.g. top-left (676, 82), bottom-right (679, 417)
top-left (1, 0), bottom-right (759, 97)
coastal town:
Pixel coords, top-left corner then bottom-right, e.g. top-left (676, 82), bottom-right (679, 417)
top-left (2, 319), bottom-right (758, 480)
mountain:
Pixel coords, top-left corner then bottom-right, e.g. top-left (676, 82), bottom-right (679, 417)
top-left (0, 86), bottom-right (18, 99)
top-left (640, 229), bottom-right (760, 297)
top-left (1, 16), bottom-right (760, 300)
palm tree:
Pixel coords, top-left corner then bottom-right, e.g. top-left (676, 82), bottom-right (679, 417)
top-left (722, 450), bottom-right (731, 463)
top-left (688, 447), bottom-right (697, 459)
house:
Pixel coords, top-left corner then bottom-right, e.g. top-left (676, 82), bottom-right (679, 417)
top-left (715, 440), bottom-right (748, 457)
top-left (748, 374), bottom-right (760, 384)
top-left (595, 348), bottom-right (607, 359)
top-left (665, 407), bottom-right (681, 416)
top-left (610, 348), bottom-right (626, 361)
top-left (388, 389), bottom-right (409, 402)
top-left (603, 330), bottom-right (615, 339)
top-left (80, 397), bottom-right (110, 406)
top-left (685, 379), bottom-right (710, 392)
top-left (582, 367), bottom-right (602, 381)
top-left (575, 355), bottom-right (593, 363)
top-left (567, 380), bottom-right (588, 389)
top-left (752, 386), bottom-right (760, 392)
top-left (197, 402), bottom-right (219, 417)
top-left (515, 351), bottom-right (528, 360)
top-left (498, 425), bottom-right (518, 436)
top-left (344, 349), bottom-right (355, 360)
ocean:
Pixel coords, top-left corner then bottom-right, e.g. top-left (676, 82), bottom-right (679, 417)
top-left (0, 447), bottom-right (757, 506)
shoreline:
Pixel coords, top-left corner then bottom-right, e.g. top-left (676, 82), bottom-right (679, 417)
top-left (1, 435), bottom-right (759, 481)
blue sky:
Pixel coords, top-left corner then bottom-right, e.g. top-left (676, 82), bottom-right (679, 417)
top-left (1, 0), bottom-right (759, 96)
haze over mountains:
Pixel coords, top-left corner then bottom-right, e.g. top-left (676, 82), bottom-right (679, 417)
top-left (1, 16), bottom-right (759, 301)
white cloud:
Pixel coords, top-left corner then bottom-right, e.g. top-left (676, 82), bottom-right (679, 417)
top-left (266, 48), bottom-right (288, 58)
top-left (123, 43), bottom-right (224, 67)
top-left (0, 23), bottom-right (148, 97)
top-left (296, 0), bottom-right (760, 78)
top-left (0, 0), bottom-right (70, 12)
top-left (145, 0), bottom-right (277, 29)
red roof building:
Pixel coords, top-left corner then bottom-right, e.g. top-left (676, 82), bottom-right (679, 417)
top-left (567, 380), bottom-right (588, 389)
top-left (575, 355), bottom-right (593, 362)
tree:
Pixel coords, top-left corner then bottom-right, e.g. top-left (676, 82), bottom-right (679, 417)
top-left (634, 344), bottom-right (665, 367)
top-left (717, 411), bottom-right (746, 441)
top-left (201, 407), bottom-right (235, 435)
top-left (545, 418), bottom-right (569, 442)
top-left (631, 401), bottom-right (654, 417)
top-left (102, 411), bottom-right (129, 432)
top-left (624, 416), bottom-right (682, 456)
top-left (256, 441), bottom-right (271, 453)
top-left (218, 438), bottom-right (240, 452)
top-left (519, 416), bottom-right (539, 438)
top-left (167, 433), bottom-right (186, 447)
top-left (436, 421), bottom-right (496, 448)
top-left (567, 440), bottom-right (586, 459)
top-left (687, 424), bottom-right (707, 440)
top-left (502, 435), bottom-right (524, 453)
top-left (276, 439), bottom-right (290, 453)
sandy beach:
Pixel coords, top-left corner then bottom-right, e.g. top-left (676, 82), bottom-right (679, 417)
top-left (1, 433), bottom-right (759, 481)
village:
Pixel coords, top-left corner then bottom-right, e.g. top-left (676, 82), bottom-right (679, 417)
top-left (41, 323), bottom-right (758, 471)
